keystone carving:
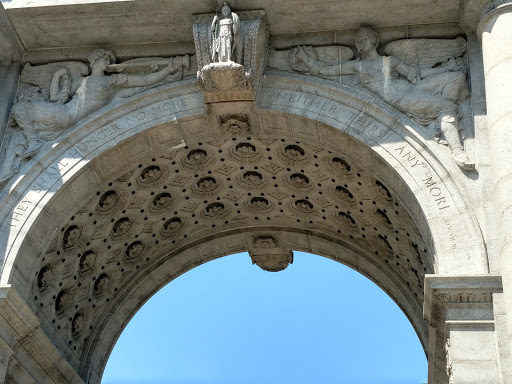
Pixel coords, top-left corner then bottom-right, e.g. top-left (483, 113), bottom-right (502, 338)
top-left (281, 28), bottom-right (474, 171)
top-left (0, 50), bottom-right (190, 184)
top-left (249, 235), bottom-right (294, 272)
top-left (219, 114), bottom-right (251, 135)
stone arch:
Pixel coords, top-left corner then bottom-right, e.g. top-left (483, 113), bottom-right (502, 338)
top-left (0, 74), bottom-right (488, 382)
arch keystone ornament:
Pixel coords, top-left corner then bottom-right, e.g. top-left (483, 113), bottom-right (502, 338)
top-left (0, 0), bottom-right (509, 382)
top-left (247, 233), bottom-right (294, 272)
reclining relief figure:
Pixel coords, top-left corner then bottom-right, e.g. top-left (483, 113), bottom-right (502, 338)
top-left (291, 27), bottom-right (473, 171)
top-left (0, 49), bottom-right (189, 183)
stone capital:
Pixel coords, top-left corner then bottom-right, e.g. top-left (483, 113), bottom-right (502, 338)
top-left (0, 286), bottom-right (85, 384)
top-left (461, 0), bottom-right (512, 34)
top-left (424, 275), bottom-right (502, 326)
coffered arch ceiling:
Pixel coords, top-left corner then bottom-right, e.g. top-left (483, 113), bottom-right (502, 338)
top-left (0, 75), bottom-right (488, 383)
top-left (23, 128), bottom-right (432, 383)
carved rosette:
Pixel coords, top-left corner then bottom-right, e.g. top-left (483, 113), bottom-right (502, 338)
top-left (136, 165), bottom-right (167, 189)
top-left (245, 196), bottom-right (273, 212)
top-left (219, 114), bottom-right (251, 135)
top-left (160, 217), bottom-right (186, 238)
top-left (29, 136), bottom-right (435, 359)
top-left (238, 170), bottom-right (268, 190)
top-left (150, 192), bottom-right (174, 211)
top-left (276, 144), bottom-right (310, 166)
top-left (229, 142), bottom-right (264, 164)
top-left (181, 148), bottom-right (214, 171)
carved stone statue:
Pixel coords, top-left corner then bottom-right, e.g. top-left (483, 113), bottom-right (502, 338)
top-left (0, 50), bottom-right (190, 183)
top-left (292, 28), bottom-right (474, 170)
top-left (210, 2), bottom-right (240, 63)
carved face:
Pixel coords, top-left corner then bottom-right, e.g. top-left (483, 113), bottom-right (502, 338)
top-left (354, 29), bottom-right (378, 54)
top-left (92, 56), bottom-right (110, 72)
top-left (221, 5), bottom-right (231, 16)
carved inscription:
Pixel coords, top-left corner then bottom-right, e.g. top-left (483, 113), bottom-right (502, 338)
top-left (393, 145), bottom-right (450, 211)
top-left (265, 90), bottom-right (357, 123)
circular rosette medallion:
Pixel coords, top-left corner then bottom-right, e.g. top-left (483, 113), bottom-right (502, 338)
top-left (124, 241), bottom-right (145, 263)
top-left (191, 176), bottom-right (222, 197)
top-left (228, 142), bottom-right (263, 164)
top-left (161, 217), bottom-right (185, 237)
top-left (276, 144), bottom-right (310, 166)
top-left (290, 199), bottom-right (316, 217)
top-left (245, 196), bottom-right (273, 213)
top-left (136, 165), bottom-right (168, 189)
top-left (182, 148), bottom-right (214, 170)
top-left (150, 192), bottom-right (174, 211)
top-left (284, 172), bottom-right (313, 193)
top-left (329, 185), bottom-right (355, 206)
top-left (202, 202), bottom-right (230, 220)
top-left (238, 170), bottom-right (268, 190)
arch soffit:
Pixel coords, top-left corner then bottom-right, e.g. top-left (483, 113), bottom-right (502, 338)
top-left (81, 231), bottom-right (426, 383)
top-left (0, 74), bottom-right (487, 382)
top-left (0, 74), bottom-right (487, 288)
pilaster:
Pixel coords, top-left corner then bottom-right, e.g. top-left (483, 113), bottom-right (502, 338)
top-left (424, 275), bottom-right (503, 384)
top-left (0, 286), bottom-right (84, 384)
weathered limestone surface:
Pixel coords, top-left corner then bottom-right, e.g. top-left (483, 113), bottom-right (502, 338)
top-left (0, 0), bottom-right (510, 383)
top-left (475, 1), bottom-right (512, 377)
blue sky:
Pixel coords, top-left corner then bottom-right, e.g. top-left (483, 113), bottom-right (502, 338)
top-left (102, 251), bottom-right (427, 384)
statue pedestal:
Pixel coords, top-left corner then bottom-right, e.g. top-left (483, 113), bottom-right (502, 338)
top-left (197, 61), bottom-right (253, 103)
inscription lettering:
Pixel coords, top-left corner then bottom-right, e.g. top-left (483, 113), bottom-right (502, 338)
top-left (394, 146), bottom-right (450, 211)
top-left (351, 113), bottom-right (388, 139)
top-left (394, 146), bottom-right (423, 168)
top-left (75, 124), bottom-right (123, 153)
top-left (444, 218), bottom-right (457, 250)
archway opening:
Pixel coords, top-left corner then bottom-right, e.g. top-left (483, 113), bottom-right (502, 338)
top-left (102, 251), bottom-right (427, 384)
